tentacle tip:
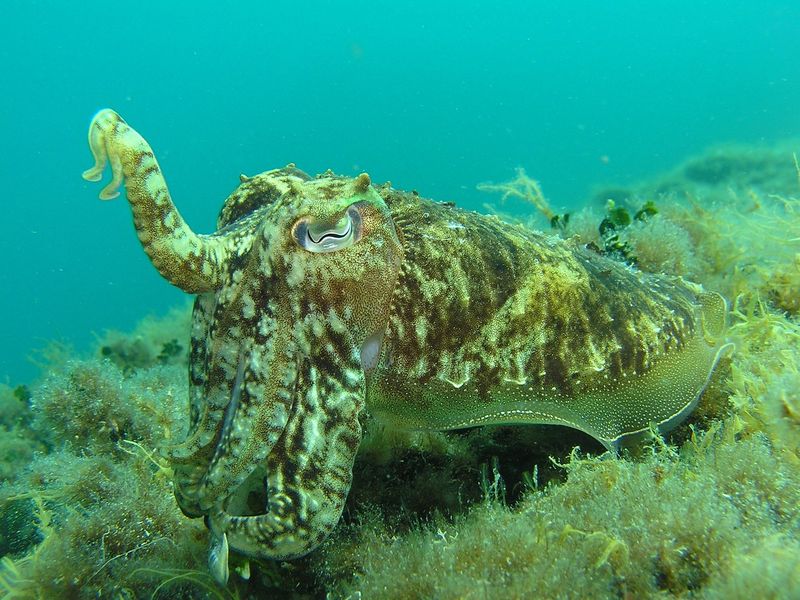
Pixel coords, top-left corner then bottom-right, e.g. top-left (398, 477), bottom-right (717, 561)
top-left (99, 188), bottom-right (120, 201)
top-left (91, 107), bottom-right (121, 124)
top-left (81, 168), bottom-right (102, 182)
top-left (208, 530), bottom-right (230, 586)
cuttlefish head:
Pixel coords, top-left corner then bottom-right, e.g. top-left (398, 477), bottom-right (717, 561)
top-left (170, 169), bottom-right (404, 583)
top-left (281, 171), bottom-right (404, 346)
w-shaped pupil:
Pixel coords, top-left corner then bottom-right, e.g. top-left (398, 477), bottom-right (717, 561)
top-left (308, 220), bottom-right (352, 244)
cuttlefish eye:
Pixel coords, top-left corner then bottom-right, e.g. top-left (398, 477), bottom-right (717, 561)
top-left (293, 204), bottom-right (364, 253)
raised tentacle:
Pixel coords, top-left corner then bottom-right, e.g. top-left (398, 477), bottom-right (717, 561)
top-left (82, 109), bottom-right (229, 293)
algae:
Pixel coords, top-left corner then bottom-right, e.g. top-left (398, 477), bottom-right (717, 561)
top-left (2, 142), bottom-right (800, 598)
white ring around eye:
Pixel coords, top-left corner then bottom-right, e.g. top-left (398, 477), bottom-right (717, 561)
top-left (294, 206), bottom-right (363, 253)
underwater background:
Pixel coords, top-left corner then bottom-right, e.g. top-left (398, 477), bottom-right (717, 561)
top-left (1, 0), bottom-right (799, 383)
top-left (2, 1), bottom-right (800, 599)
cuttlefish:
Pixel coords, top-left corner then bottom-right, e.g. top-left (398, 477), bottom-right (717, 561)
top-left (82, 109), bottom-right (730, 584)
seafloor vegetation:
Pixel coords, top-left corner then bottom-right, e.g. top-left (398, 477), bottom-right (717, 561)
top-left (1, 143), bottom-right (799, 599)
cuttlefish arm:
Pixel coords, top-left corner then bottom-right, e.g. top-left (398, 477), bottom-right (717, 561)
top-left (82, 108), bottom-right (230, 293)
top-left (183, 305), bottom-right (366, 584)
top-left (208, 322), bottom-right (366, 565)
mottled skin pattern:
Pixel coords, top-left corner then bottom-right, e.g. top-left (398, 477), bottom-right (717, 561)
top-left (83, 109), bottom-right (730, 584)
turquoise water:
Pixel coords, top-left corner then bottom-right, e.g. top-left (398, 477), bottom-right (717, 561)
top-left (1, 0), bottom-right (798, 384)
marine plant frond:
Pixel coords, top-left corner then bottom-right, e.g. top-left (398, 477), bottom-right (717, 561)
top-left (729, 293), bottom-right (800, 344)
top-left (684, 419), bottom-right (748, 460)
top-left (0, 556), bottom-right (36, 599)
top-left (478, 456), bottom-right (506, 505)
top-left (641, 422), bottom-right (680, 459)
top-left (118, 439), bottom-right (174, 481)
top-left (477, 167), bottom-right (557, 221)
top-left (1, 491), bottom-right (59, 505)
top-left (548, 446), bottom-right (587, 472)
top-left (87, 536), bottom-right (175, 585)
top-left (559, 525), bottom-right (629, 570)
top-left (129, 567), bottom-right (239, 600)
top-left (24, 341), bottom-right (75, 375)
top-left (29, 496), bottom-right (55, 542)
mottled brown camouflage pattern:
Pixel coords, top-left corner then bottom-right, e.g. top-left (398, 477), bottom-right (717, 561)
top-left (84, 109), bottom-right (729, 584)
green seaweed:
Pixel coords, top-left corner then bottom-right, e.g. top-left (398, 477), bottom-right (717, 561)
top-left (595, 199), bottom-right (661, 265)
top-left (2, 142), bottom-right (799, 598)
